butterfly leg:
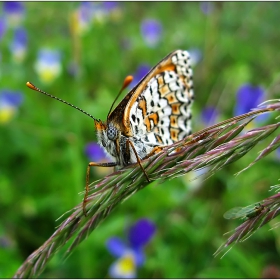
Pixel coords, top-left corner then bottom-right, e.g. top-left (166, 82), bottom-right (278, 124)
top-left (126, 139), bottom-right (151, 183)
top-left (83, 161), bottom-right (117, 216)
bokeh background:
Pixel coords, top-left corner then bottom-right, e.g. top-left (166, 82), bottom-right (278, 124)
top-left (1, 2), bottom-right (280, 278)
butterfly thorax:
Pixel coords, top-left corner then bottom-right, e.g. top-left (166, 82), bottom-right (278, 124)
top-left (94, 118), bottom-right (157, 168)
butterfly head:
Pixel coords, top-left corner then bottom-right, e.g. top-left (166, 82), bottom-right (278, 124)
top-left (94, 118), bottom-right (119, 148)
top-left (95, 119), bottom-right (119, 139)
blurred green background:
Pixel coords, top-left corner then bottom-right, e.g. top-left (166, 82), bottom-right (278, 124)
top-left (1, 2), bottom-right (280, 278)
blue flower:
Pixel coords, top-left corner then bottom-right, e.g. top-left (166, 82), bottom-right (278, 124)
top-left (201, 106), bottom-right (219, 126)
top-left (200, 2), bottom-right (214, 15)
top-left (34, 48), bottom-right (62, 84)
top-left (129, 64), bottom-right (151, 89)
top-left (0, 18), bottom-right (7, 40)
top-left (127, 218), bottom-right (156, 249)
top-left (188, 48), bottom-right (202, 67)
top-left (70, 2), bottom-right (121, 35)
top-left (234, 84), bottom-right (265, 115)
top-left (3, 2), bottom-right (25, 14)
top-left (97, 2), bottom-right (121, 22)
top-left (10, 27), bottom-right (27, 63)
top-left (103, 2), bottom-right (119, 13)
top-left (0, 90), bottom-right (23, 123)
top-left (85, 142), bottom-right (109, 162)
top-left (3, 2), bottom-right (25, 28)
top-left (85, 142), bottom-right (112, 176)
top-left (234, 84), bottom-right (269, 124)
top-left (70, 2), bottom-right (93, 35)
top-left (141, 19), bottom-right (162, 48)
top-left (107, 218), bottom-right (156, 278)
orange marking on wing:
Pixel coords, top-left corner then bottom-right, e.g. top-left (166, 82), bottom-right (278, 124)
top-left (170, 128), bottom-right (179, 141)
top-left (171, 103), bottom-right (180, 115)
top-left (165, 92), bottom-right (178, 104)
top-left (159, 64), bottom-right (176, 72)
top-left (157, 75), bottom-right (165, 87)
top-left (159, 84), bottom-right (170, 96)
top-left (123, 51), bottom-right (179, 133)
top-left (149, 112), bottom-right (159, 126)
top-left (155, 134), bottom-right (163, 144)
top-left (170, 115), bottom-right (179, 128)
top-left (144, 117), bottom-right (151, 131)
top-left (138, 99), bottom-right (147, 116)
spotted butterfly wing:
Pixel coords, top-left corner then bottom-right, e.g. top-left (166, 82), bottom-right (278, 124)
top-left (127, 50), bottom-right (194, 145)
top-left (94, 50), bottom-right (194, 168)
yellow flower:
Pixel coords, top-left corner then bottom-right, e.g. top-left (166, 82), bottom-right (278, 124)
top-left (0, 90), bottom-right (23, 124)
top-left (110, 251), bottom-right (136, 278)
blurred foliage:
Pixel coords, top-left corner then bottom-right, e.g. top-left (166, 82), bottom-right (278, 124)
top-left (1, 2), bottom-right (280, 278)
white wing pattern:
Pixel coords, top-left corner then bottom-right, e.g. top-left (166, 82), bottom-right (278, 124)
top-left (129, 50), bottom-right (194, 150)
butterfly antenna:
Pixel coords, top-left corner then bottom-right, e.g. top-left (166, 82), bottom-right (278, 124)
top-left (107, 75), bottom-right (133, 122)
top-left (26, 82), bottom-right (97, 121)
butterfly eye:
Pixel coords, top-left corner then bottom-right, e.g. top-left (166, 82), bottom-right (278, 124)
top-left (107, 123), bottom-right (118, 140)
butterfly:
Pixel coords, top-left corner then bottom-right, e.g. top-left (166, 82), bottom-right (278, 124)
top-left (26, 49), bottom-right (194, 215)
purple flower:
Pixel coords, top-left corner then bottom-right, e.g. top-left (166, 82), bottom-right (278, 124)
top-left (200, 2), bottom-right (214, 15)
top-left (79, 2), bottom-right (93, 21)
top-left (141, 19), bottom-right (162, 48)
top-left (234, 84), bottom-right (265, 115)
top-left (234, 84), bottom-right (267, 123)
top-left (70, 3), bottom-right (91, 36)
top-left (103, 1), bottom-right (119, 12)
top-left (85, 142), bottom-right (113, 176)
top-left (10, 27), bottom-right (27, 62)
top-left (127, 219), bottom-right (156, 249)
top-left (90, 2), bottom-right (119, 22)
top-left (0, 90), bottom-right (23, 123)
top-left (129, 64), bottom-right (151, 89)
top-left (37, 48), bottom-right (61, 64)
top-left (0, 90), bottom-right (23, 107)
top-left (85, 142), bottom-right (108, 162)
top-left (201, 106), bottom-right (219, 126)
top-left (71, 1), bottom-right (121, 34)
top-left (0, 18), bottom-right (6, 40)
top-left (75, 2), bottom-right (93, 34)
top-left (107, 218), bottom-right (156, 278)
top-left (188, 48), bottom-right (202, 66)
top-left (14, 27), bottom-right (27, 45)
top-left (3, 2), bottom-right (25, 14)
top-left (3, 2), bottom-right (25, 27)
